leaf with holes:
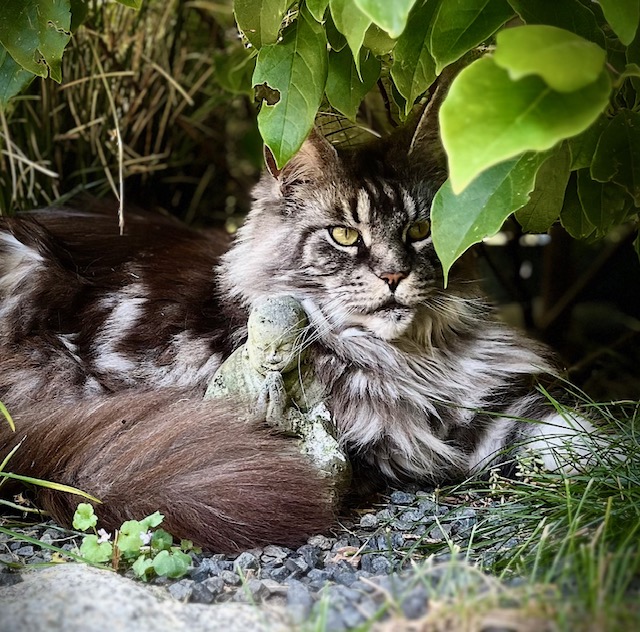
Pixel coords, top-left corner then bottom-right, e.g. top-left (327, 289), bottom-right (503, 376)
top-left (390, 0), bottom-right (438, 115)
top-left (234, 0), bottom-right (293, 48)
top-left (432, 151), bottom-right (549, 284)
top-left (440, 57), bottom-right (611, 193)
top-left (515, 144), bottom-right (571, 232)
top-left (0, 0), bottom-right (71, 82)
top-left (430, 0), bottom-right (514, 74)
top-left (253, 5), bottom-right (327, 168)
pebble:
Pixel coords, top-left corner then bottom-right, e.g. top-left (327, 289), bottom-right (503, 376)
top-left (2, 486), bottom-right (522, 629)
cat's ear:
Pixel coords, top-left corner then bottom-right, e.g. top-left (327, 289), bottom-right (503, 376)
top-left (264, 129), bottom-right (339, 187)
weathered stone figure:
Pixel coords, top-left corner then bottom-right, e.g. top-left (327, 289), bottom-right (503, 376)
top-left (205, 296), bottom-right (351, 494)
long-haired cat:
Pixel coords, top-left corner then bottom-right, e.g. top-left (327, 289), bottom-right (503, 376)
top-left (0, 129), bottom-right (592, 552)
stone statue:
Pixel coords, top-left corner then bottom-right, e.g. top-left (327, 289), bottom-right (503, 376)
top-left (205, 296), bottom-right (351, 496)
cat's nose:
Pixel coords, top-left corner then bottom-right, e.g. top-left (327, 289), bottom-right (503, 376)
top-left (379, 271), bottom-right (408, 292)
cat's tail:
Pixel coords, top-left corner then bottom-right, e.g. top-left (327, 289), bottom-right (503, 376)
top-left (0, 390), bottom-right (335, 552)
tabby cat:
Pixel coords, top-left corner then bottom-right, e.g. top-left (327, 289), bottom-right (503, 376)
top-left (0, 129), bottom-right (592, 552)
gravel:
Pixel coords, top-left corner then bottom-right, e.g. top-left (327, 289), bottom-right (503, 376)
top-left (0, 487), bottom-right (523, 628)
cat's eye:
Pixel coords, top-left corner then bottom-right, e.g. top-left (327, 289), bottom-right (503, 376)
top-left (407, 220), bottom-right (431, 242)
top-left (329, 226), bottom-right (361, 247)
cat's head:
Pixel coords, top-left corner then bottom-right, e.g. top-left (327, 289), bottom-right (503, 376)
top-left (220, 127), bottom-right (477, 343)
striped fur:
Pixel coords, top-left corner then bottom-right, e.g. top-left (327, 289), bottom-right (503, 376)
top-left (0, 133), bottom-right (593, 550)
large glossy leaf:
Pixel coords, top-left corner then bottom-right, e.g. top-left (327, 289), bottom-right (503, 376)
top-left (494, 25), bottom-right (606, 92)
top-left (515, 144), bottom-right (571, 232)
top-left (430, 0), bottom-right (514, 74)
top-left (390, 0), bottom-right (438, 115)
top-left (354, 0), bottom-right (417, 38)
top-left (234, 0), bottom-right (293, 48)
top-left (0, 0), bottom-right (71, 82)
top-left (440, 57), bottom-right (611, 193)
top-left (326, 47), bottom-right (380, 120)
top-left (253, 6), bottom-right (327, 168)
top-left (577, 169), bottom-right (633, 237)
top-left (431, 152), bottom-right (549, 284)
top-left (590, 110), bottom-right (640, 205)
top-left (598, 0), bottom-right (640, 45)
top-left (506, 0), bottom-right (605, 47)
top-left (0, 46), bottom-right (34, 109)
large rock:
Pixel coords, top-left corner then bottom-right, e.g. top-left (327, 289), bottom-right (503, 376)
top-left (0, 564), bottom-right (290, 632)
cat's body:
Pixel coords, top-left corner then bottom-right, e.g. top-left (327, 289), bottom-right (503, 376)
top-left (0, 132), bottom-right (591, 551)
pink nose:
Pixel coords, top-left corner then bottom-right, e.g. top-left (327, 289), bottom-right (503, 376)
top-left (379, 271), bottom-right (408, 291)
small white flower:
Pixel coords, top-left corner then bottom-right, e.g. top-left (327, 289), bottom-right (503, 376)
top-left (97, 529), bottom-right (111, 544)
top-left (139, 530), bottom-right (153, 546)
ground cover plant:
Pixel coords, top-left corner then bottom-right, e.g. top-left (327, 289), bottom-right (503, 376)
top-left (0, 1), bottom-right (639, 630)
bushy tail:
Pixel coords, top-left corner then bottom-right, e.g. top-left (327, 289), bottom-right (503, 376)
top-left (1, 391), bottom-right (335, 552)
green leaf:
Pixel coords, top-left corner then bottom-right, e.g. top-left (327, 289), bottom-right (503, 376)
top-left (330, 0), bottom-right (371, 72)
top-left (234, 0), bottom-right (293, 48)
top-left (79, 535), bottom-right (112, 564)
top-left (152, 549), bottom-right (192, 579)
top-left (0, 0), bottom-right (71, 82)
top-left (326, 14), bottom-right (347, 52)
top-left (354, 0), bottom-right (417, 38)
top-left (432, 152), bottom-right (549, 284)
top-left (494, 25), bottom-right (606, 92)
top-left (140, 511), bottom-right (164, 530)
top-left (115, 0), bottom-right (143, 8)
top-left (390, 0), bottom-right (438, 115)
top-left (117, 520), bottom-right (144, 556)
top-left (132, 554), bottom-right (155, 579)
top-left (430, 0), bottom-right (514, 74)
top-left (590, 110), bottom-right (640, 205)
top-left (363, 23), bottom-right (397, 55)
top-left (306, 0), bottom-right (330, 22)
top-left (326, 47), bottom-right (380, 119)
top-left (577, 169), bottom-right (633, 236)
top-left (72, 503), bottom-right (98, 531)
top-left (180, 539), bottom-right (194, 552)
top-left (440, 57), bottom-right (611, 193)
top-left (151, 528), bottom-right (173, 552)
top-left (0, 399), bottom-right (15, 432)
top-left (560, 173), bottom-right (596, 239)
top-left (69, 0), bottom-right (89, 32)
top-left (506, 0), bottom-right (605, 47)
top-left (598, 0), bottom-right (640, 45)
top-left (213, 47), bottom-right (256, 94)
top-left (516, 144), bottom-right (571, 232)
top-left (253, 5), bottom-right (328, 168)
top-left (0, 471), bottom-right (101, 502)
top-left (568, 117), bottom-right (608, 170)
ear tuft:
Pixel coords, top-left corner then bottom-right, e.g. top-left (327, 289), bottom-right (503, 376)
top-left (264, 129), bottom-right (339, 186)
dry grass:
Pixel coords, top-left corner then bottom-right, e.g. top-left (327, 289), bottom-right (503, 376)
top-left (0, 0), bottom-right (260, 227)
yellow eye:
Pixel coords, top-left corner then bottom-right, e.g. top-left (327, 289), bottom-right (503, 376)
top-left (329, 226), bottom-right (360, 246)
top-left (407, 220), bottom-right (430, 242)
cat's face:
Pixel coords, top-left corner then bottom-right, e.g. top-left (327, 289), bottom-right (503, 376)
top-left (221, 132), bottom-right (464, 342)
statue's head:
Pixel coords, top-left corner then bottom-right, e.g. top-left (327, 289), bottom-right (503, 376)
top-left (247, 296), bottom-right (309, 374)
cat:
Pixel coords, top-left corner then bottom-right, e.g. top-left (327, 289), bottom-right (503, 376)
top-left (0, 128), bottom-right (594, 552)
